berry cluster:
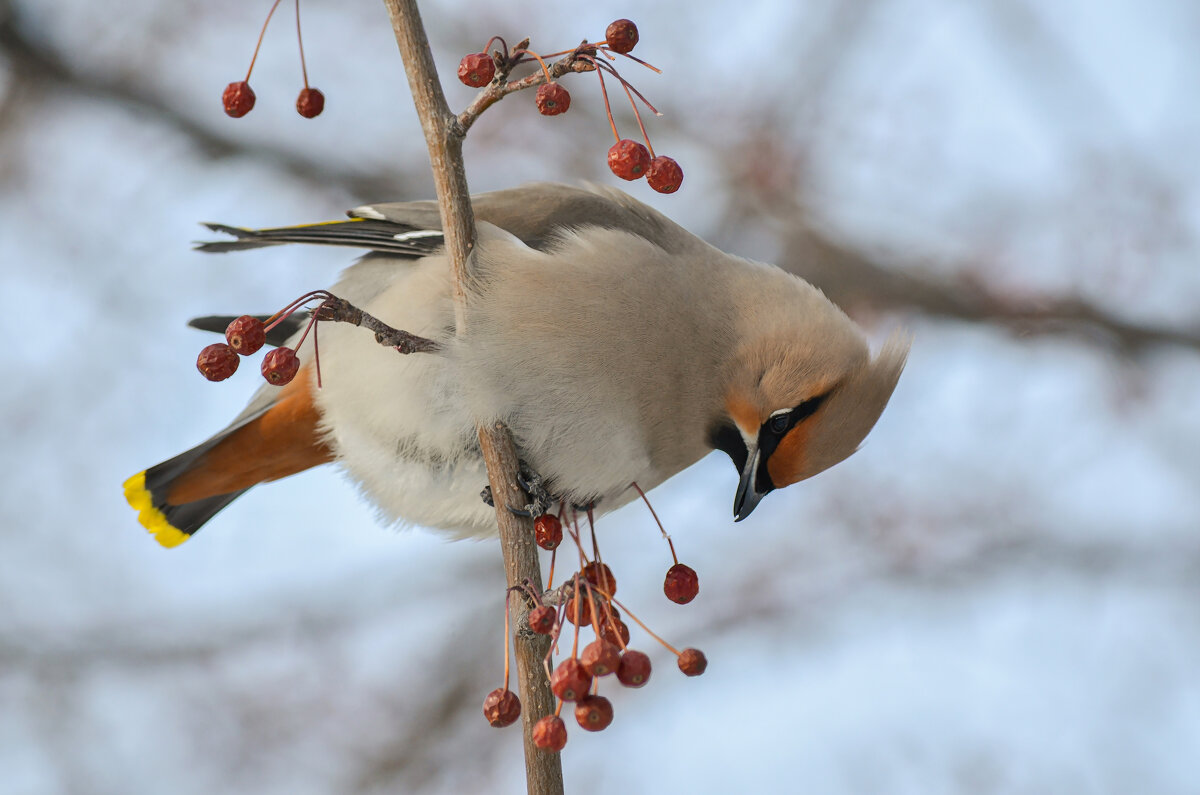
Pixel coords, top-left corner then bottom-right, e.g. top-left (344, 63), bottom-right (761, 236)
top-left (455, 19), bottom-right (683, 194)
top-left (223, 0), bottom-right (324, 119)
top-left (483, 498), bottom-right (706, 752)
top-left (195, 290), bottom-right (333, 387)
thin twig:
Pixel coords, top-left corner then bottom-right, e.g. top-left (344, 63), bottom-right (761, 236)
top-left (314, 296), bottom-right (441, 354)
top-left (456, 54), bottom-right (595, 135)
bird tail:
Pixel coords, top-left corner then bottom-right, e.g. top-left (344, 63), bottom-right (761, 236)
top-left (123, 363), bottom-right (335, 547)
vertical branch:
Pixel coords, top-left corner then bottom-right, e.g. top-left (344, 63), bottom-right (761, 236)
top-left (380, 2), bottom-right (564, 794)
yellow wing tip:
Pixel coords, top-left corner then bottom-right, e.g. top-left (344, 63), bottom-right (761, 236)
top-left (123, 471), bottom-right (191, 548)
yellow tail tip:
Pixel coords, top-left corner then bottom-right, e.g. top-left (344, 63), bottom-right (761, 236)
top-left (123, 471), bottom-right (190, 548)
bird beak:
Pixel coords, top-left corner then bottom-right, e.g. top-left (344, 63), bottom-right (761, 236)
top-left (733, 444), bottom-right (769, 521)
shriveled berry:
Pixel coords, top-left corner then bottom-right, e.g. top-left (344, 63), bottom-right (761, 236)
top-left (224, 315), bottom-right (266, 356)
top-left (581, 561), bottom-right (616, 596)
top-left (605, 19), bottom-right (639, 54)
top-left (574, 694), bottom-right (614, 732)
top-left (564, 595), bottom-right (592, 626)
top-left (535, 82), bottom-right (571, 116)
top-left (597, 615), bottom-right (630, 647)
top-left (482, 687), bottom-right (521, 727)
top-left (647, 156), bottom-right (684, 194)
top-left (550, 658), bottom-right (592, 702)
top-left (261, 346), bottom-right (300, 385)
top-left (663, 562), bottom-right (699, 604)
top-left (528, 605), bottom-right (556, 635)
top-left (533, 715), bottom-right (568, 752)
top-left (296, 87), bottom-right (325, 118)
top-left (607, 139), bottom-right (651, 181)
top-left (677, 648), bottom-right (708, 677)
top-left (534, 514), bottom-right (562, 550)
top-left (581, 640), bottom-right (620, 677)
top-left (617, 649), bottom-right (652, 688)
top-left (457, 52), bottom-right (495, 87)
top-left (222, 81), bottom-right (256, 118)
top-left (197, 343), bottom-right (240, 381)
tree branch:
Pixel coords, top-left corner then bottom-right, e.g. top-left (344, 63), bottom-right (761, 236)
top-left (781, 220), bottom-right (1200, 357)
top-left (380, 2), bottom-right (564, 793)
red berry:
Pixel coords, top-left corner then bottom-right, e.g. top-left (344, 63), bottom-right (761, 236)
top-left (224, 315), bottom-right (266, 356)
top-left (580, 640), bottom-right (620, 677)
top-left (677, 648), bottom-right (708, 677)
top-left (564, 595), bottom-right (592, 626)
top-left (550, 658), bottom-right (592, 702)
top-left (607, 139), bottom-right (651, 181)
top-left (534, 514), bottom-right (562, 550)
top-left (528, 605), bottom-right (556, 635)
top-left (261, 347), bottom-right (300, 386)
top-left (482, 687), bottom-right (521, 727)
top-left (605, 19), bottom-right (639, 54)
top-left (616, 649), bottom-right (652, 688)
top-left (574, 694), bottom-right (614, 732)
top-left (647, 156), bottom-right (684, 194)
top-left (197, 343), bottom-right (240, 381)
top-left (663, 563), bottom-right (699, 604)
top-left (296, 87), bottom-right (325, 118)
top-left (581, 561), bottom-right (616, 596)
top-left (597, 615), bottom-right (630, 648)
top-left (535, 83), bottom-right (571, 116)
top-left (222, 81), bottom-right (256, 118)
top-left (457, 52), bottom-right (495, 87)
top-left (533, 715), bottom-right (568, 752)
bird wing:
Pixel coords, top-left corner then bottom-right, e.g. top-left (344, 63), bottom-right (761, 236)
top-left (195, 183), bottom-right (702, 257)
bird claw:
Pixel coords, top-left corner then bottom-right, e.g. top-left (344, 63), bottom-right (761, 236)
top-left (478, 461), bottom-right (557, 517)
top-left (514, 463), bottom-right (554, 517)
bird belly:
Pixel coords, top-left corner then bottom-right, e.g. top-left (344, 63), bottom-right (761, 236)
top-left (311, 259), bottom-right (497, 536)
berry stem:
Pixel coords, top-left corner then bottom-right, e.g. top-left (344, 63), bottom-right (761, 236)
top-left (247, 0), bottom-right (285, 81)
top-left (586, 506), bottom-right (600, 562)
top-left (546, 601), bottom-right (564, 661)
top-left (294, 0), bottom-right (310, 89)
top-left (263, 289), bottom-right (333, 332)
top-left (608, 593), bottom-right (682, 657)
top-left (606, 49), bottom-right (662, 74)
top-left (583, 582), bottom-right (626, 650)
top-left (570, 573), bottom-right (582, 658)
top-left (482, 35), bottom-right (508, 57)
top-left (630, 481), bottom-right (679, 564)
top-left (311, 312), bottom-right (322, 388)
top-left (292, 308), bottom-right (321, 359)
top-left (546, 545), bottom-right (557, 590)
top-left (514, 48), bottom-right (555, 86)
top-left (503, 587), bottom-right (514, 691)
top-left (620, 76), bottom-right (654, 157)
top-left (592, 57), bottom-right (663, 116)
top-left (586, 580), bottom-right (626, 650)
top-left (583, 56), bottom-right (621, 143)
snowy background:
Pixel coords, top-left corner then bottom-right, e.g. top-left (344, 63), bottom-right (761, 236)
top-left (2, 0), bottom-right (1199, 792)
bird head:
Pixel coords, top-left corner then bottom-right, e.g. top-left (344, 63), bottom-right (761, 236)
top-left (709, 276), bottom-right (909, 521)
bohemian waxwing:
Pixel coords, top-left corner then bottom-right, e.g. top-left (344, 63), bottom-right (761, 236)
top-left (124, 183), bottom-right (908, 547)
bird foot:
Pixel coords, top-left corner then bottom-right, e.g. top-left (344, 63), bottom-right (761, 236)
top-left (479, 460), bottom-right (557, 517)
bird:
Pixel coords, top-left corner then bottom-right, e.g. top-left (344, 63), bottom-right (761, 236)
top-left (123, 182), bottom-right (909, 547)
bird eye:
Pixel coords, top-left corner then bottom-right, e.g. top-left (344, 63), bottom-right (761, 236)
top-left (768, 412), bottom-right (791, 434)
